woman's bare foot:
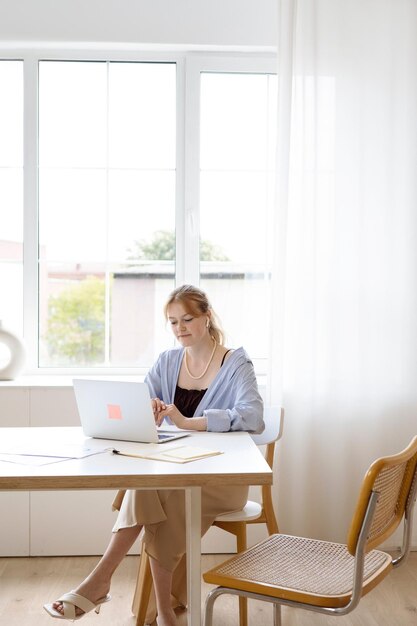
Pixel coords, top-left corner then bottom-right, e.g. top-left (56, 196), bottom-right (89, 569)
top-left (52, 578), bottom-right (110, 617)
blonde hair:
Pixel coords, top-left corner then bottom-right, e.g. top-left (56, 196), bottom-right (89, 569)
top-left (164, 284), bottom-right (225, 345)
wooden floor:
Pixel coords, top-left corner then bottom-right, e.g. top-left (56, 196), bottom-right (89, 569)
top-left (0, 553), bottom-right (416, 626)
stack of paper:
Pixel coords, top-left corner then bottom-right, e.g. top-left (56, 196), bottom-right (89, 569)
top-left (113, 445), bottom-right (223, 464)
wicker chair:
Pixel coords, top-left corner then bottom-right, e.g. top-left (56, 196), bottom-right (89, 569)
top-left (203, 435), bottom-right (417, 626)
top-left (131, 406), bottom-right (284, 626)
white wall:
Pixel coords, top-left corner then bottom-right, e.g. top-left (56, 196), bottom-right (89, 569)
top-left (0, 0), bottom-right (277, 49)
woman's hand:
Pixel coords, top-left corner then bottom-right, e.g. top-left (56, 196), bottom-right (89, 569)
top-left (152, 399), bottom-right (187, 428)
top-left (160, 405), bottom-right (208, 431)
top-left (158, 404), bottom-right (188, 429)
top-left (152, 398), bottom-right (207, 431)
top-left (151, 397), bottom-right (167, 426)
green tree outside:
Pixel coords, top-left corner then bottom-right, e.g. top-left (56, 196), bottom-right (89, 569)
top-left (46, 277), bottom-right (105, 365)
top-left (127, 230), bottom-right (230, 262)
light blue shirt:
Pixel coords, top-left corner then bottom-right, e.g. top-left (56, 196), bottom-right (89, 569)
top-left (145, 346), bottom-right (264, 433)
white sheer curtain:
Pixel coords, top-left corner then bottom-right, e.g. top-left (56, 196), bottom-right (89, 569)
top-left (268, 0), bottom-right (417, 544)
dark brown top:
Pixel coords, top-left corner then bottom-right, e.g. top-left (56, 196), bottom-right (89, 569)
top-left (174, 386), bottom-right (207, 417)
top-left (174, 349), bottom-right (232, 417)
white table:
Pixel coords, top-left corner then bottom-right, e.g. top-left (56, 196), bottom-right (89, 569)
top-left (0, 427), bottom-right (272, 625)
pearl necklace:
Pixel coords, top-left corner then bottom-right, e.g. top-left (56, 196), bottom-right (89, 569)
top-left (184, 339), bottom-right (217, 380)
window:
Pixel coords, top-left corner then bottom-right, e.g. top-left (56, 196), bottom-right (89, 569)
top-left (0, 60), bottom-right (23, 369)
top-left (38, 61), bottom-right (176, 367)
top-left (1, 51), bottom-right (276, 374)
top-left (199, 71), bottom-right (277, 372)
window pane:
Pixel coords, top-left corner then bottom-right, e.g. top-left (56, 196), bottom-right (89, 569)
top-left (39, 61), bottom-right (176, 368)
top-left (200, 73), bottom-right (273, 171)
top-left (109, 62), bottom-right (176, 169)
top-left (200, 171), bottom-right (270, 265)
top-left (0, 61), bottom-right (23, 368)
top-left (39, 61), bottom-right (107, 168)
top-left (39, 170), bottom-right (108, 263)
top-left (200, 72), bottom-right (277, 372)
top-left (38, 170), bottom-right (108, 366)
top-left (108, 171), bottom-right (175, 262)
top-left (108, 170), bottom-right (176, 366)
top-left (0, 61), bottom-right (23, 166)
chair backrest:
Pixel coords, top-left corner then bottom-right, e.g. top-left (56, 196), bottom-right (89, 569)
top-left (251, 407), bottom-right (284, 470)
top-left (243, 407), bottom-right (283, 534)
top-left (347, 436), bottom-right (417, 556)
top-left (251, 406), bottom-right (284, 447)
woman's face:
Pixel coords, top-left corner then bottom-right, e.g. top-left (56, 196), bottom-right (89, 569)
top-left (167, 301), bottom-right (209, 347)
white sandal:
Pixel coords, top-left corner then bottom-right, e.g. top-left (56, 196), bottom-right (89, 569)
top-left (43, 591), bottom-right (111, 621)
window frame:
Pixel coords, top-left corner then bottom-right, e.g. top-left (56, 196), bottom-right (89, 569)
top-left (0, 47), bottom-right (276, 375)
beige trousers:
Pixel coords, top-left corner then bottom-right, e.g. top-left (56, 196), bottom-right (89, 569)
top-left (111, 485), bottom-right (248, 616)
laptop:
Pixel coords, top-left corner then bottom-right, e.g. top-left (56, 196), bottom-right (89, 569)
top-left (73, 379), bottom-right (189, 444)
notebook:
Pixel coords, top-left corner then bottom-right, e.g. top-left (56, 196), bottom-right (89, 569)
top-left (72, 379), bottom-right (189, 444)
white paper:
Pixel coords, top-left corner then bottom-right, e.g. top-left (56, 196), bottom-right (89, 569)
top-left (0, 444), bottom-right (110, 460)
top-left (0, 454), bottom-right (73, 466)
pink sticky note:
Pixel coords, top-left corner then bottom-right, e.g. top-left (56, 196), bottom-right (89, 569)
top-left (107, 404), bottom-right (123, 420)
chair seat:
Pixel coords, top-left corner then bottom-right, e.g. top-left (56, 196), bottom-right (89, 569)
top-left (204, 533), bottom-right (393, 608)
top-left (214, 500), bottom-right (262, 523)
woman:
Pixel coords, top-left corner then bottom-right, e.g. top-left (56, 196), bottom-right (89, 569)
top-left (44, 284), bottom-right (264, 625)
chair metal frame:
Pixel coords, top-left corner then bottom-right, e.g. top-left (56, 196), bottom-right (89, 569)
top-left (203, 436), bottom-right (417, 626)
top-left (131, 407), bottom-right (284, 626)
